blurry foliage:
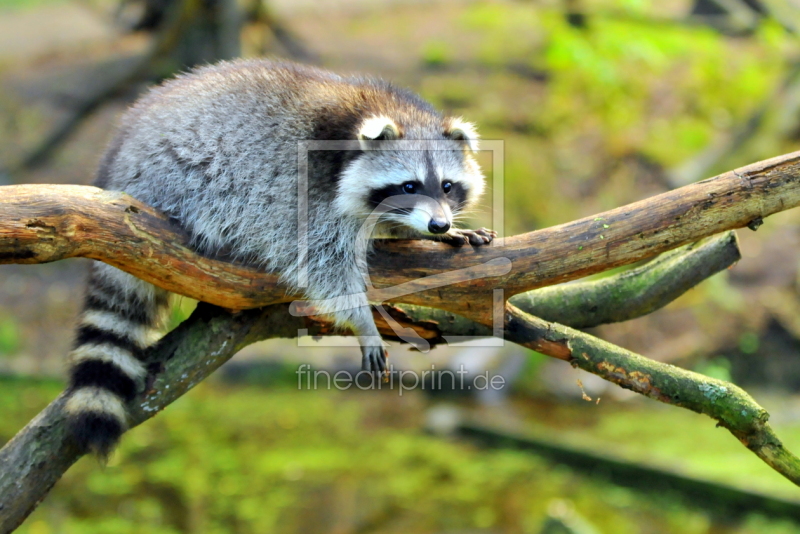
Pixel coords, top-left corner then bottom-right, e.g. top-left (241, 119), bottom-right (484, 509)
top-left (0, 0), bottom-right (67, 11)
top-left (694, 355), bottom-right (733, 382)
top-left (513, 349), bottom-right (551, 396)
top-left (515, 394), bottom-right (800, 500)
top-left (420, 41), bottom-right (452, 69)
top-left (2, 377), bottom-right (799, 534)
top-left (415, 2), bottom-right (794, 233)
top-left (4, 0), bottom-right (800, 530)
top-left (0, 314), bottom-right (20, 356)
top-left (739, 331), bottom-right (761, 354)
top-left (702, 272), bottom-right (746, 313)
top-left (166, 297), bottom-right (197, 332)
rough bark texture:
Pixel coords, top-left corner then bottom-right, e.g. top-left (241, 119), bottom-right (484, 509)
top-left (1, 150), bottom-right (798, 321)
top-left (509, 231), bottom-right (741, 327)
top-left (504, 303), bottom-right (800, 485)
top-left (2, 150), bottom-right (800, 531)
top-left (369, 150), bottom-right (800, 323)
top-left (4, 292), bottom-right (799, 531)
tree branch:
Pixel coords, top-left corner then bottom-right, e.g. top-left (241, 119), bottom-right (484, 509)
top-left (510, 231), bottom-right (741, 328)
top-left (0, 303), bottom-right (286, 533)
top-left (0, 301), bottom-right (493, 531)
top-left (503, 303), bottom-right (800, 484)
top-left (1, 150), bottom-right (798, 324)
top-left (4, 283), bottom-right (800, 531)
top-left (2, 150), bottom-right (800, 531)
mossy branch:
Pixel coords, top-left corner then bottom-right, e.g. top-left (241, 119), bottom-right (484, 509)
top-left (504, 303), bottom-right (800, 485)
top-left (2, 150), bottom-right (799, 324)
top-left (3, 150), bottom-right (800, 531)
top-left (509, 231), bottom-right (741, 328)
top-left (4, 284), bottom-right (800, 532)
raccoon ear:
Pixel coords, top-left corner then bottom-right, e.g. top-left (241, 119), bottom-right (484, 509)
top-left (358, 116), bottom-right (400, 150)
top-left (446, 118), bottom-right (479, 152)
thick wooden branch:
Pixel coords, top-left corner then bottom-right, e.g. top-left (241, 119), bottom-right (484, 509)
top-left (1, 150), bottom-right (798, 324)
top-left (0, 234), bottom-right (743, 528)
top-left (382, 231), bottom-right (741, 339)
top-left (3, 150), bottom-right (800, 531)
top-left (510, 231), bottom-right (741, 328)
top-left (5, 289), bottom-right (800, 531)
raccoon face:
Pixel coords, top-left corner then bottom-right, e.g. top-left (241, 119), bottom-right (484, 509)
top-left (335, 116), bottom-right (484, 236)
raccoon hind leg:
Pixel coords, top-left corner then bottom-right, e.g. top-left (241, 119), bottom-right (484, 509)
top-left (335, 296), bottom-right (387, 376)
top-left (65, 263), bottom-right (169, 458)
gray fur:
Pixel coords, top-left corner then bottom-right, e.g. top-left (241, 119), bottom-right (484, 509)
top-left (67, 58), bottom-right (489, 454)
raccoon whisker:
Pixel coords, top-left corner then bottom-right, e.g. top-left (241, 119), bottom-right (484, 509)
top-left (453, 206), bottom-right (478, 217)
top-left (451, 201), bottom-right (473, 213)
top-left (451, 209), bottom-right (476, 220)
top-left (380, 220), bottom-right (413, 231)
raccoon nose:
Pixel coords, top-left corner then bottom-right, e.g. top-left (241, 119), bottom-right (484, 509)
top-left (428, 219), bottom-right (450, 234)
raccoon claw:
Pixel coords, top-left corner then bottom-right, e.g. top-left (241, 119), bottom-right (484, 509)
top-left (473, 227), bottom-right (498, 243)
top-left (443, 227), bottom-right (496, 247)
top-left (362, 346), bottom-right (388, 379)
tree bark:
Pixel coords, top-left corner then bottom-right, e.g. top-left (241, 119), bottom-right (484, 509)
top-left (509, 231), bottom-right (741, 328)
top-left (3, 289), bottom-right (799, 532)
top-left (3, 150), bottom-right (800, 531)
top-left (2, 150), bottom-right (799, 323)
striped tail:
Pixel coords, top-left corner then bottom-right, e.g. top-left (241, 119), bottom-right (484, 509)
top-left (65, 263), bottom-right (169, 457)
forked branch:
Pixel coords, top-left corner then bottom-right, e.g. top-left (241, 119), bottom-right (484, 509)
top-left (2, 151), bottom-right (800, 532)
top-left (2, 150), bottom-right (800, 323)
top-left (3, 288), bottom-right (798, 531)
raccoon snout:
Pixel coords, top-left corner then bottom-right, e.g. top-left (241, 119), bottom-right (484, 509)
top-left (428, 218), bottom-right (450, 234)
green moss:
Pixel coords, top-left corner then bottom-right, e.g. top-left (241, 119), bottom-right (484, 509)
top-left (2, 380), bottom-right (799, 533)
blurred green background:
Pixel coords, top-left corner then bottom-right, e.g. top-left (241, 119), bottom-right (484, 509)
top-left (3, 0), bottom-right (800, 532)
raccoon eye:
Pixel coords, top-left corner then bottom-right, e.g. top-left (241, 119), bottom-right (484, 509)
top-left (442, 181), bottom-right (453, 194)
top-left (402, 182), bottom-right (417, 194)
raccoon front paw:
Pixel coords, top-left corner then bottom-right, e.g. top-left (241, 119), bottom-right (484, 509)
top-left (361, 345), bottom-right (388, 378)
top-left (442, 227), bottom-right (497, 247)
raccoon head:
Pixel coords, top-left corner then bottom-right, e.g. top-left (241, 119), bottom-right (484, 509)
top-left (335, 115), bottom-right (484, 237)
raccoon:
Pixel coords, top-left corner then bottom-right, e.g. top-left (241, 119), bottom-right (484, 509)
top-left (66, 59), bottom-right (494, 456)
